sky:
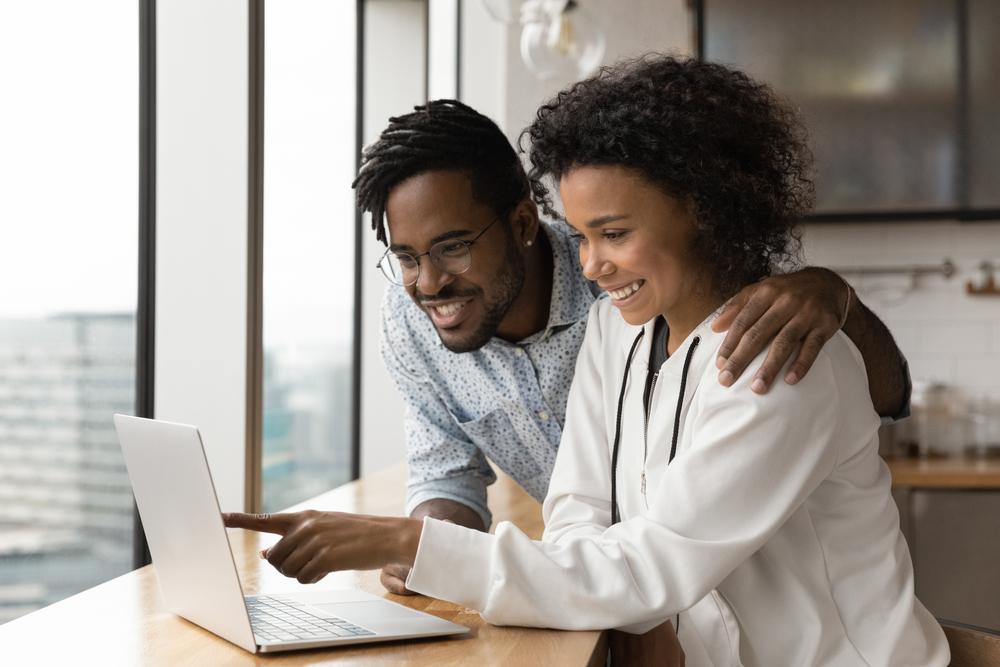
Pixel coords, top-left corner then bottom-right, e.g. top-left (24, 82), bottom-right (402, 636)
top-left (0, 2), bottom-right (138, 319)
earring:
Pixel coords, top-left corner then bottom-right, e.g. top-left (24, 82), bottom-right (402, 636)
top-left (526, 240), bottom-right (533, 246)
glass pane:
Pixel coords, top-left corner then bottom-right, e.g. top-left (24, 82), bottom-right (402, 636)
top-left (968, 0), bottom-right (1000, 208)
top-left (0, 2), bottom-right (138, 624)
top-left (262, 1), bottom-right (357, 512)
top-left (706, 0), bottom-right (960, 213)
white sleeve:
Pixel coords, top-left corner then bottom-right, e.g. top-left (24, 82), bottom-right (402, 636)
top-left (540, 301), bottom-right (618, 545)
top-left (407, 324), bottom-right (864, 634)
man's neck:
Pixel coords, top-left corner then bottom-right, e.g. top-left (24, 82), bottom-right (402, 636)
top-left (494, 228), bottom-right (554, 344)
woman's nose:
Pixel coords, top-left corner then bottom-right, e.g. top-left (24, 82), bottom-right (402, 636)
top-left (581, 246), bottom-right (613, 281)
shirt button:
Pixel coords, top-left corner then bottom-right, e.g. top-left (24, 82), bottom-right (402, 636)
top-left (515, 348), bottom-right (524, 357)
top-left (539, 411), bottom-right (549, 420)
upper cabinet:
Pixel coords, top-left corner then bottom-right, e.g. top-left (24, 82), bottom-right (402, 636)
top-left (703, 0), bottom-right (1000, 220)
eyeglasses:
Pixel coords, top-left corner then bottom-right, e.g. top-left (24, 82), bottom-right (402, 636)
top-left (376, 214), bottom-right (502, 286)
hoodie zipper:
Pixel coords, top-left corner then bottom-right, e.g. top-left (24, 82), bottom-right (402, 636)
top-left (641, 371), bottom-right (658, 509)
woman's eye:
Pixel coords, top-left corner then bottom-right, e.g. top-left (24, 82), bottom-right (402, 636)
top-left (569, 233), bottom-right (587, 244)
top-left (603, 230), bottom-right (627, 241)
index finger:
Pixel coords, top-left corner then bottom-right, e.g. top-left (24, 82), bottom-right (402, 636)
top-left (223, 512), bottom-right (293, 535)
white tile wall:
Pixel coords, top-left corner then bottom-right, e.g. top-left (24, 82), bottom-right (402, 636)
top-left (800, 220), bottom-right (1000, 399)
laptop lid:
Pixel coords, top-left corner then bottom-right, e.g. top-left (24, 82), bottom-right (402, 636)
top-left (114, 414), bottom-right (258, 653)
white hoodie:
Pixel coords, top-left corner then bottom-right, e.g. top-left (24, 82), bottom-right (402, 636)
top-left (407, 299), bottom-right (949, 666)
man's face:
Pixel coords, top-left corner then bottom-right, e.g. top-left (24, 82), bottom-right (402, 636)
top-left (384, 170), bottom-right (525, 353)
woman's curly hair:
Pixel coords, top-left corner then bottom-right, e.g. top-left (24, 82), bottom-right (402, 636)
top-left (520, 54), bottom-right (814, 299)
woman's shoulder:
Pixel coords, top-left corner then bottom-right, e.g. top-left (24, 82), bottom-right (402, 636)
top-left (693, 326), bottom-right (872, 415)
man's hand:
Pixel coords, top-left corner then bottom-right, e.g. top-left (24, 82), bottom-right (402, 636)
top-left (712, 267), bottom-right (848, 393)
top-left (380, 498), bottom-right (486, 596)
top-left (380, 564), bottom-right (415, 595)
top-left (223, 510), bottom-right (422, 585)
top-left (609, 619), bottom-right (684, 667)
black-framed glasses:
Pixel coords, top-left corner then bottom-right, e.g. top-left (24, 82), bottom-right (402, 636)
top-left (376, 214), bottom-right (502, 286)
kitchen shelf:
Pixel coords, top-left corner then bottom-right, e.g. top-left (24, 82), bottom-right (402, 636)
top-left (885, 457), bottom-right (1000, 489)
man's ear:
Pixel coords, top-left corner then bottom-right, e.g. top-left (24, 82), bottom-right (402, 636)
top-left (508, 198), bottom-right (540, 248)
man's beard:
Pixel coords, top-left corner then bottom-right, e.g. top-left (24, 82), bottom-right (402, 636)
top-left (438, 237), bottom-right (526, 354)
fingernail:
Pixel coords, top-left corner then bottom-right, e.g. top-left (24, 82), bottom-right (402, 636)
top-left (716, 355), bottom-right (726, 369)
top-left (259, 550), bottom-right (267, 559)
top-left (751, 377), bottom-right (766, 394)
top-left (719, 370), bottom-right (734, 387)
top-left (785, 370), bottom-right (800, 385)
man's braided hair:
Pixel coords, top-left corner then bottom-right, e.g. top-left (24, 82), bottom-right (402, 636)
top-left (353, 99), bottom-right (530, 246)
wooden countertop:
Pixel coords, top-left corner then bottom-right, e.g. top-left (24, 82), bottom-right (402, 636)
top-left (0, 463), bottom-right (607, 666)
top-left (886, 457), bottom-right (1000, 488)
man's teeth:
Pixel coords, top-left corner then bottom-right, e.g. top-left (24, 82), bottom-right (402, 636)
top-left (434, 302), bottom-right (465, 317)
top-left (610, 282), bottom-right (642, 300)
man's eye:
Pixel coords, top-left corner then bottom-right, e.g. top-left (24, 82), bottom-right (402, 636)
top-left (438, 242), bottom-right (466, 255)
top-left (396, 255), bottom-right (418, 268)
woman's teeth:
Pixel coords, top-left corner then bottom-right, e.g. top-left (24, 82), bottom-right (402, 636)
top-left (610, 282), bottom-right (643, 300)
top-left (434, 302), bottom-right (465, 316)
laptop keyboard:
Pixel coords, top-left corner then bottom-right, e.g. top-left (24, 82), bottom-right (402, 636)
top-left (246, 594), bottom-right (376, 644)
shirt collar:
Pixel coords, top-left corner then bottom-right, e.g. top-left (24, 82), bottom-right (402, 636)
top-left (516, 222), bottom-right (597, 346)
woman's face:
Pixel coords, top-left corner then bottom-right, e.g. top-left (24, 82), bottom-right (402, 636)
top-left (560, 165), bottom-right (713, 329)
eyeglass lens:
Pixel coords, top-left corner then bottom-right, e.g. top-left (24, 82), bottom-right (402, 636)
top-left (381, 240), bottom-right (473, 286)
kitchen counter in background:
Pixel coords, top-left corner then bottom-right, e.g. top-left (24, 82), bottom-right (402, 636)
top-left (885, 455), bottom-right (1000, 632)
top-left (886, 457), bottom-right (1000, 488)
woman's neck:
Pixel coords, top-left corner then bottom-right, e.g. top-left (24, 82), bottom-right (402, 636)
top-left (663, 294), bottom-right (725, 355)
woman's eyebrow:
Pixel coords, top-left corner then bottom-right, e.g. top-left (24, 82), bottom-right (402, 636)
top-left (583, 214), bottom-right (629, 229)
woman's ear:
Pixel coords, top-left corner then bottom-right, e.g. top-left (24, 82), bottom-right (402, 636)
top-left (508, 198), bottom-right (540, 248)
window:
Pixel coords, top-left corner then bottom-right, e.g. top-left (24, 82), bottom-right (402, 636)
top-left (261, 0), bottom-right (358, 511)
top-left (0, 1), bottom-right (138, 623)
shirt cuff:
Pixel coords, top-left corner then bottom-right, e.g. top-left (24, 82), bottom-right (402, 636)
top-left (405, 517), bottom-right (496, 612)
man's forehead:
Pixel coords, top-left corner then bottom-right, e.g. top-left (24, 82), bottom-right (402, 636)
top-left (385, 171), bottom-right (491, 248)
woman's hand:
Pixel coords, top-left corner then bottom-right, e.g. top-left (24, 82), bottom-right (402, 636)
top-left (609, 619), bottom-right (684, 667)
top-left (223, 510), bottom-right (423, 585)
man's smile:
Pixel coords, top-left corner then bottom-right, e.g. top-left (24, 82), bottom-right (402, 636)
top-left (422, 297), bottom-right (475, 329)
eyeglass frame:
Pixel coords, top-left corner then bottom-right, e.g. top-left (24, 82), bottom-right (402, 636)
top-left (375, 212), bottom-right (504, 286)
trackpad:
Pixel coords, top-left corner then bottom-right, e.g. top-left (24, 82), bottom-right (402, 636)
top-left (314, 600), bottom-right (425, 623)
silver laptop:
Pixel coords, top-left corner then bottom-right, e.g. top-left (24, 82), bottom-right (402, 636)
top-left (113, 414), bottom-right (468, 654)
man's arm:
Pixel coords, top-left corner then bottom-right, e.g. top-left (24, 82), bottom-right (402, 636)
top-left (839, 286), bottom-right (908, 419)
top-left (378, 289), bottom-right (494, 593)
top-left (711, 267), bottom-right (907, 418)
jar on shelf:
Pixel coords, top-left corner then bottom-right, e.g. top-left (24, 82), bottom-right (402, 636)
top-left (910, 382), bottom-right (969, 458)
top-left (968, 394), bottom-right (1000, 458)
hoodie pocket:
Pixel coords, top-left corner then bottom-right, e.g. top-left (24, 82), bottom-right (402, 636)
top-left (685, 589), bottom-right (746, 667)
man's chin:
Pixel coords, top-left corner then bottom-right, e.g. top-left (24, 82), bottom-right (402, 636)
top-left (435, 322), bottom-right (493, 354)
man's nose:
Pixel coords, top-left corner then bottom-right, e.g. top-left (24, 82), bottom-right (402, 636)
top-left (415, 258), bottom-right (454, 295)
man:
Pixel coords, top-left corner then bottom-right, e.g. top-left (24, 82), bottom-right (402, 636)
top-left (350, 100), bottom-right (910, 596)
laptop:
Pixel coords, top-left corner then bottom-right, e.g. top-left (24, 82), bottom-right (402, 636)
top-left (113, 414), bottom-right (468, 654)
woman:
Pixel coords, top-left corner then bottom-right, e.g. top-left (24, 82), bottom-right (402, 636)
top-left (227, 55), bottom-right (948, 666)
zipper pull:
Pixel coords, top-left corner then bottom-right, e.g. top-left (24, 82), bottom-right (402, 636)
top-left (641, 470), bottom-right (648, 508)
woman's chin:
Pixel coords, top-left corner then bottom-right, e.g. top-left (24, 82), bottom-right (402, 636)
top-left (615, 305), bottom-right (656, 327)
